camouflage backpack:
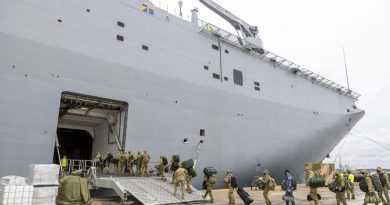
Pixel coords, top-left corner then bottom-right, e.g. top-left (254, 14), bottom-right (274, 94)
top-left (268, 177), bottom-right (276, 191)
top-left (143, 154), bottom-right (150, 164)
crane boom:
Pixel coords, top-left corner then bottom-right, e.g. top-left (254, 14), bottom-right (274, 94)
top-left (199, 0), bottom-right (258, 38)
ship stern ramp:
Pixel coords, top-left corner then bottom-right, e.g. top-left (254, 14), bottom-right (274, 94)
top-left (93, 177), bottom-right (208, 204)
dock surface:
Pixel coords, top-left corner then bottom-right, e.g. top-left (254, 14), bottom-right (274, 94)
top-left (92, 184), bottom-right (366, 205)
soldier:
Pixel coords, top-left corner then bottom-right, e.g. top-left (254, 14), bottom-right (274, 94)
top-left (114, 151), bottom-right (122, 174)
top-left (156, 156), bottom-right (167, 181)
top-left (141, 150), bottom-right (150, 177)
top-left (362, 169), bottom-right (380, 205)
top-left (127, 151), bottom-right (135, 176)
top-left (305, 167), bottom-right (320, 205)
top-left (172, 165), bottom-right (187, 200)
top-left (104, 152), bottom-right (113, 174)
top-left (170, 156), bottom-right (179, 184)
top-left (377, 167), bottom-right (390, 205)
top-left (202, 174), bottom-right (217, 203)
top-left (334, 171), bottom-right (347, 205)
top-left (346, 169), bottom-right (355, 200)
top-left (95, 152), bottom-right (103, 174)
top-left (136, 151), bottom-right (143, 176)
top-left (224, 169), bottom-right (235, 205)
top-left (185, 169), bottom-right (193, 193)
top-left (259, 169), bottom-right (272, 205)
top-left (118, 151), bottom-right (127, 174)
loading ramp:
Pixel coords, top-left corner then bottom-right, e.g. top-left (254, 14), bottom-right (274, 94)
top-left (93, 177), bottom-right (209, 205)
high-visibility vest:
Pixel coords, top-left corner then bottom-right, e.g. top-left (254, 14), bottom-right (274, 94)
top-left (348, 174), bottom-right (355, 183)
top-left (61, 157), bottom-right (67, 168)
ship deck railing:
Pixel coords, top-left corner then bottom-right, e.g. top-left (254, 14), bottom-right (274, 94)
top-left (198, 19), bottom-right (361, 100)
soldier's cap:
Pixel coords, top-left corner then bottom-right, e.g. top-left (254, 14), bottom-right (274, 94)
top-left (226, 169), bottom-right (232, 173)
top-left (377, 167), bottom-right (383, 173)
top-left (346, 169), bottom-right (352, 174)
top-left (335, 171), bottom-right (341, 175)
top-left (361, 169), bottom-right (369, 174)
top-left (263, 169), bottom-right (269, 174)
top-left (304, 167), bottom-right (310, 171)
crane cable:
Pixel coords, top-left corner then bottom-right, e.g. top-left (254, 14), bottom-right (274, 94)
top-left (352, 128), bottom-right (390, 152)
top-left (333, 134), bottom-right (350, 163)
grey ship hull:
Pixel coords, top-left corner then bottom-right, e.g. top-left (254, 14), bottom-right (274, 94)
top-left (0, 0), bottom-right (364, 187)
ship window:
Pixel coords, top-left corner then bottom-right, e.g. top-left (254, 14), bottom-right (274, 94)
top-left (204, 66), bottom-right (209, 70)
top-left (117, 21), bottom-right (125, 27)
top-left (200, 129), bottom-right (205, 136)
top-left (224, 77), bottom-right (228, 81)
top-left (213, 73), bottom-right (220, 79)
top-left (57, 19), bottom-right (63, 23)
top-left (254, 86), bottom-right (260, 91)
top-left (233, 69), bottom-right (243, 86)
top-left (212, 44), bottom-right (219, 51)
top-left (142, 45), bottom-right (149, 51)
top-left (225, 50), bottom-right (229, 54)
top-left (117, 35), bottom-right (124, 41)
top-left (254, 81), bottom-right (260, 86)
top-left (86, 9), bottom-right (91, 12)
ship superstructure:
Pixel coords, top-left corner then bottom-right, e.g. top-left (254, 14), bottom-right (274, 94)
top-left (0, 0), bottom-right (364, 187)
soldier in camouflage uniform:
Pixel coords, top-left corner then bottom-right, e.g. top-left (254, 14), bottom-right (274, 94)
top-left (362, 169), bottom-right (380, 205)
top-left (185, 169), bottom-right (193, 193)
top-left (224, 169), bottom-right (235, 205)
top-left (377, 167), bottom-right (390, 205)
top-left (104, 152), bottom-right (113, 174)
top-left (127, 151), bottom-right (135, 176)
top-left (136, 151), bottom-right (143, 176)
top-left (141, 150), bottom-right (150, 177)
top-left (173, 165), bottom-right (187, 200)
top-left (118, 151), bottom-right (127, 174)
top-left (95, 152), bottom-right (103, 174)
top-left (259, 169), bottom-right (272, 205)
top-left (305, 167), bottom-right (320, 205)
top-left (202, 174), bottom-right (216, 203)
top-left (334, 171), bottom-right (347, 205)
top-left (156, 156), bottom-right (167, 181)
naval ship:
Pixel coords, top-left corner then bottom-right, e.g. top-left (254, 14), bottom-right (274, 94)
top-left (0, 0), bottom-right (364, 187)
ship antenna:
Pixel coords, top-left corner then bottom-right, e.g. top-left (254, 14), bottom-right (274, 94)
top-left (178, 0), bottom-right (183, 18)
top-left (343, 47), bottom-right (350, 91)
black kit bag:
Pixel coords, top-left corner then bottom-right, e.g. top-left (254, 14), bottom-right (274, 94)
top-left (237, 187), bottom-right (254, 205)
top-left (162, 156), bottom-right (168, 165)
top-left (307, 194), bottom-right (322, 201)
top-left (203, 167), bottom-right (217, 177)
top-left (359, 180), bottom-right (369, 193)
top-left (231, 175), bottom-right (238, 189)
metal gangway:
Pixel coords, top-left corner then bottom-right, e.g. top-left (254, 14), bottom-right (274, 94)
top-left (92, 176), bottom-right (209, 205)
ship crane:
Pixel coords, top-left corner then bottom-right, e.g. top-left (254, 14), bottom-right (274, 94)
top-left (199, 0), bottom-right (263, 50)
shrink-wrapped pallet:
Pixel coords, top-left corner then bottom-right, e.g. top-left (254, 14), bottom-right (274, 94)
top-left (0, 185), bottom-right (33, 205)
top-left (32, 186), bottom-right (57, 205)
top-left (1, 176), bottom-right (27, 186)
top-left (28, 165), bottom-right (59, 186)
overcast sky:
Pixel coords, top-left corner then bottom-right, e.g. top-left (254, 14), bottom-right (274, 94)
top-left (153, 0), bottom-right (390, 169)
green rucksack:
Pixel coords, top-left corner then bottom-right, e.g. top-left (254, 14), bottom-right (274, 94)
top-left (309, 177), bottom-right (326, 188)
top-left (370, 174), bottom-right (383, 192)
